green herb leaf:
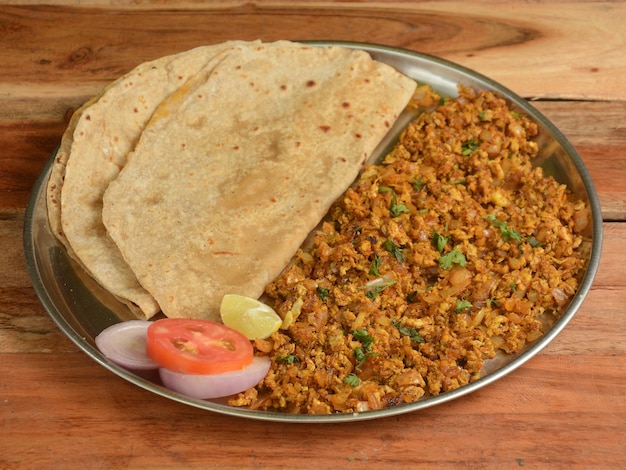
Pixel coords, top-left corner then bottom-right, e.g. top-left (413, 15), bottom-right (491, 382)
top-left (412, 176), bottom-right (426, 192)
top-left (432, 229), bottom-right (449, 253)
top-left (353, 347), bottom-right (377, 370)
top-left (528, 236), bottom-right (544, 248)
top-left (351, 329), bottom-right (376, 369)
top-left (392, 319), bottom-right (424, 343)
top-left (484, 213), bottom-right (523, 243)
top-left (455, 299), bottom-right (472, 313)
top-left (389, 193), bottom-right (410, 217)
top-left (358, 279), bottom-right (398, 300)
top-left (368, 253), bottom-right (382, 276)
top-left (354, 347), bottom-right (367, 363)
top-left (438, 247), bottom-right (467, 269)
top-left (380, 187), bottom-right (410, 217)
top-left (277, 354), bottom-right (300, 365)
top-left (316, 286), bottom-right (330, 302)
top-left (383, 239), bottom-right (405, 263)
top-left (462, 139), bottom-right (480, 156)
top-left (344, 373), bottom-right (360, 387)
top-left (352, 329), bottom-right (374, 350)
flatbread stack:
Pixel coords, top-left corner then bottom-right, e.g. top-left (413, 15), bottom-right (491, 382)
top-left (47, 40), bottom-right (417, 321)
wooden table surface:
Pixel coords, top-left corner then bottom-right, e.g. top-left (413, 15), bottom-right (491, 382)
top-left (1, 1), bottom-right (624, 468)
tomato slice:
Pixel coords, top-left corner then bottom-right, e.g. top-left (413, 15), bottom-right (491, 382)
top-left (146, 318), bottom-right (253, 374)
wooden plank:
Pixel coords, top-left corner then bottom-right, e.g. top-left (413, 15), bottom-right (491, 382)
top-left (1, 352), bottom-right (623, 468)
top-left (2, 3), bottom-right (624, 217)
top-left (1, 2), bottom-right (624, 468)
top-left (0, 2), bottom-right (624, 99)
top-left (533, 101), bottom-right (626, 221)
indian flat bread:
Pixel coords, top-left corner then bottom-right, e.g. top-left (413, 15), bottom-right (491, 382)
top-left (102, 41), bottom-right (416, 320)
top-left (56, 41), bottom-right (254, 318)
top-left (47, 97), bottom-right (96, 259)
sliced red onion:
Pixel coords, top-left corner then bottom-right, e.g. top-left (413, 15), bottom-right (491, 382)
top-left (95, 320), bottom-right (159, 370)
top-left (159, 356), bottom-right (271, 399)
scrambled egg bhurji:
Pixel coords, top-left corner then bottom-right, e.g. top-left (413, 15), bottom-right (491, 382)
top-left (230, 85), bottom-right (589, 414)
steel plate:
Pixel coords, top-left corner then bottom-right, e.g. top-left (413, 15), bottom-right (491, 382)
top-left (23, 41), bottom-right (603, 422)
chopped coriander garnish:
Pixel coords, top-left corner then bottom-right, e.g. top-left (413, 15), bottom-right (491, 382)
top-left (432, 229), bottom-right (449, 253)
top-left (353, 329), bottom-right (374, 350)
top-left (369, 253), bottom-right (382, 276)
top-left (358, 279), bottom-right (397, 300)
top-left (509, 282), bottom-right (517, 293)
top-left (389, 193), bottom-right (410, 217)
top-left (455, 299), bottom-right (472, 313)
top-left (379, 187), bottom-right (409, 217)
top-left (316, 286), bottom-right (330, 301)
top-left (412, 176), bottom-right (426, 192)
top-left (383, 239), bottom-right (405, 263)
top-left (364, 289), bottom-right (378, 301)
top-left (354, 347), bottom-right (367, 364)
top-left (462, 139), bottom-right (480, 156)
top-left (352, 329), bottom-right (376, 369)
top-left (484, 213), bottom-right (522, 243)
top-left (528, 236), bottom-right (544, 248)
top-left (277, 354), bottom-right (300, 364)
top-left (344, 373), bottom-right (360, 387)
top-left (438, 247), bottom-right (467, 269)
top-left (392, 319), bottom-right (424, 343)
top-left (353, 347), bottom-right (377, 369)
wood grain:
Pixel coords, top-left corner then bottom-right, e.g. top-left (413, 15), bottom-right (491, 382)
top-left (2, 2), bottom-right (625, 219)
top-left (533, 101), bottom-right (626, 221)
top-left (1, 352), bottom-right (623, 468)
top-left (0, 2), bottom-right (624, 469)
top-left (0, 2), bottom-right (624, 99)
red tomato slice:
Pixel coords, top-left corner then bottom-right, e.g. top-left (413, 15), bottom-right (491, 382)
top-left (146, 318), bottom-right (253, 374)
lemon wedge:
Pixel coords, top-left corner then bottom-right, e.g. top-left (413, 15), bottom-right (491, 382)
top-left (220, 294), bottom-right (282, 340)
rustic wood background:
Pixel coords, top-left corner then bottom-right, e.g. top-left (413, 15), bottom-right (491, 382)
top-left (1, 1), bottom-right (624, 468)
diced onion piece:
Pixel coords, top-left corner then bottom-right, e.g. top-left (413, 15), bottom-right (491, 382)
top-left (95, 320), bottom-right (159, 370)
top-left (281, 298), bottom-right (303, 330)
top-left (159, 356), bottom-right (271, 399)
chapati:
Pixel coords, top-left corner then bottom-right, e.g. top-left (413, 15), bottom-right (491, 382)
top-left (102, 41), bottom-right (416, 320)
top-left (56, 41), bottom-right (253, 318)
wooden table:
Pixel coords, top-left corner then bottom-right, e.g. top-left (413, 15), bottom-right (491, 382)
top-left (1, 2), bottom-right (624, 468)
